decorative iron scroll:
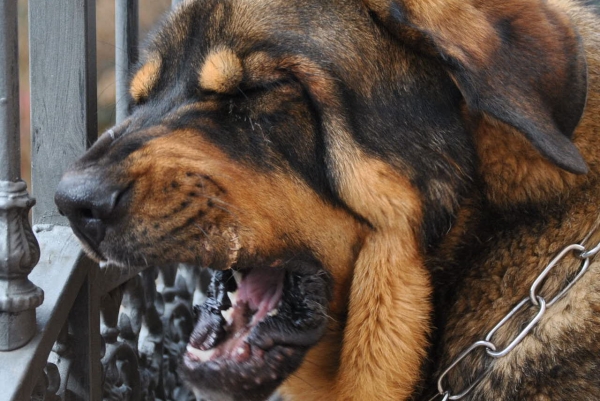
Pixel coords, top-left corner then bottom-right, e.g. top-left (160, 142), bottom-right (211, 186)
top-left (98, 264), bottom-right (209, 401)
top-left (30, 362), bottom-right (61, 401)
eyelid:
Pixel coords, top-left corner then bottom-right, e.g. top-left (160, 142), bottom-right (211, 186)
top-left (198, 78), bottom-right (294, 100)
top-left (242, 77), bottom-right (297, 94)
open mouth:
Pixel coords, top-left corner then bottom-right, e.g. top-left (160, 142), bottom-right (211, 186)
top-left (181, 258), bottom-right (331, 401)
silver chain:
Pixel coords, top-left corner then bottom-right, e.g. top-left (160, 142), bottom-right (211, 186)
top-left (430, 238), bottom-right (600, 401)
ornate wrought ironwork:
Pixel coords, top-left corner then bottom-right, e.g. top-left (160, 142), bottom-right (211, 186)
top-left (0, 181), bottom-right (44, 351)
top-left (30, 362), bottom-right (61, 401)
top-left (98, 265), bottom-right (207, 401)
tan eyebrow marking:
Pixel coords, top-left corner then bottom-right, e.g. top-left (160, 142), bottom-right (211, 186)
top-left (198, 48), bottom-right (243, 94)
top-left (130, 56), bottom-right (162, 102)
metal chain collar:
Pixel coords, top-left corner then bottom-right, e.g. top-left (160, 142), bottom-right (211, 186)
top-left (430, 238), bottom-right (600, 401)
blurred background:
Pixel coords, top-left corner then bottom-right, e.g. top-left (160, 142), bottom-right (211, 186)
top-left (16, 0), bottom-right (172, 185)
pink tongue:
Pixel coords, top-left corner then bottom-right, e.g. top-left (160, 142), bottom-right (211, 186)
top-left (237, 267), bottom-right (284, 321)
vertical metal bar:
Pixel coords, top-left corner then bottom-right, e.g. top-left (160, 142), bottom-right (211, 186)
top-left (115, 0), bottom-right (139, 124)
top-left (29, 0), bottom-right (98, 225)
top-left (67, 265), bottom-right (102, 401)
top-left (0, 0), bottom-right (43, 352)
top-left (0, 0), bottom-right (20, 182)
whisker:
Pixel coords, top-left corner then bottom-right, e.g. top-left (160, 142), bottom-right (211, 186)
top-left (288, 371), bottom-right (317, 390)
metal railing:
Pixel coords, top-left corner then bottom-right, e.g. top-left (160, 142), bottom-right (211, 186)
top-left (0, 0), bottom-right (207, 399)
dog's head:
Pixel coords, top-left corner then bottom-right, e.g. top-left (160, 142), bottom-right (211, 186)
top-left (55, 0), bottom-right (588, 399)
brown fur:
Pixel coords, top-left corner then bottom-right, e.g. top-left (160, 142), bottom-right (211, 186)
top-left (55, 0), bottom-right (600, 399)
top-left (430, 1), bottom-right (600, 399)
top-left (473, 115), bottom-right (579, 207)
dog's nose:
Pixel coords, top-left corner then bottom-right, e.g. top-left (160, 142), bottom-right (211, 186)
top-left (55, 171), bottom-right (127, 248)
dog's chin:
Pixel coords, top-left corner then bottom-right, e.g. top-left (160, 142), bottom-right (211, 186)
top-left (181, 259), bottom-right (332, 401)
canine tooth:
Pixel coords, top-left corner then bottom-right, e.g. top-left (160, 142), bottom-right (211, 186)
top-left (99, 261), bottom-right (108, 268)
top-left (267, 308), bottom-right (279, 317)
top-left (186, 345), bottom-right (216, 362)
top-left (221, 308), bottom-right (234, 324)
top-left (228, 290), bottom-right (239, 305)
top-left (234, 343), bottom-right (251, 362)
top-left (232, 271), bottom-right (243, 286)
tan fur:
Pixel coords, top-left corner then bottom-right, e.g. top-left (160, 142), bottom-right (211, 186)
top-left (130, 56), bottom-right (162, 101)
top-left (278, 140), bottom-right (431, 400)
top-left (334, 158), bottom-right (430, 401)
top-left (199, 48), bottom-right (244, 94)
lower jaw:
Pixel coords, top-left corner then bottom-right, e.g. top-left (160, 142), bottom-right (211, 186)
top-left (181, 343), bottom-right (308, 401)
top-left (181, 260), bottom-right (332, 400)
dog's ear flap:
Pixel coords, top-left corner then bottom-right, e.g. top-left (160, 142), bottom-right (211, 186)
top-left (364, 0), bottom-right (589, 174)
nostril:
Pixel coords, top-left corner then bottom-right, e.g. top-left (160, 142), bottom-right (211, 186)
top-left (80, 207), bottom-right (95, 220)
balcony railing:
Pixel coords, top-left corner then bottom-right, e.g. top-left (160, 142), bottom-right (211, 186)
top-left (0, 0), bottom-right (212, 399)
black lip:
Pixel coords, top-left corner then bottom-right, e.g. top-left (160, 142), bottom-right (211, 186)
top-left (69, 223), bottom-right (107, 262)
top-left (181, 259), bottom-right (331, 401)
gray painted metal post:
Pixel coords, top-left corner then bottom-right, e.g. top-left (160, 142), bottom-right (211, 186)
top-left (0, 0), bottom-right (43, 351)
top-left (0, 0), bottom-right (20, 182)
top-left (29, 1), bottom-right (102, 398)
top-left (29, 0), bottom-right (98, 226)
top-left (116, 0), bottom-right (139, 123)
top-left (66, 268), bottom-right (102, 401)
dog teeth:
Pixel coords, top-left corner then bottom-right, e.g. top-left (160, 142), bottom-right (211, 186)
top-left (232, 270), bottom-right (243, 286)
top-left (227, 290), bottom-right (238, 305)
top-left (99, 261), bottom-right (108, 268)
top-left (267, 308), bottom-right (278, 317)
top-left (221, 308), bottom-right (234, 324)
top-left (234, 343), bottom-right (251, 362)
top-left (186, 345), bottom-right (216, 362)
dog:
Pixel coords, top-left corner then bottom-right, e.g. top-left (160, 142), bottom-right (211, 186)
top-left (54, 0), bottom-right (600, 399)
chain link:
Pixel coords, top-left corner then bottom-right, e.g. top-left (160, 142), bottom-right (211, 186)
top-left (431, 238), bottom-right (600, 400)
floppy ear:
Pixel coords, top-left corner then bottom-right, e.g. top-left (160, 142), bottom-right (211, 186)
top-left (279, 56), bottom-right (433, 400)
top-left (364, 0), bottom-right (589, 174)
